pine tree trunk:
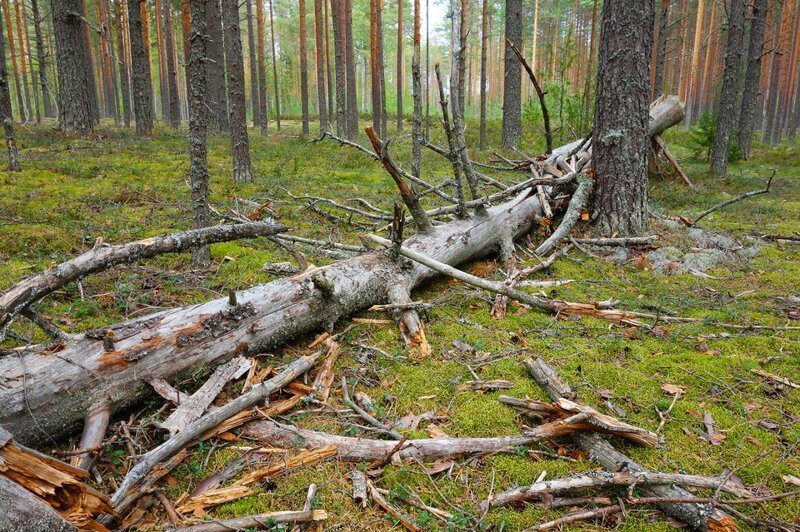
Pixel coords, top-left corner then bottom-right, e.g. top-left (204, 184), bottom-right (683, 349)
top-left (396, 0), bottom-right (403, 132)
top-left (12, 0), bottom-right (30, 122)
top-left (246, 0), bottom-right (260, 128)
top-left (269, 0), bottom-right (281, 131)
top-left (127, 0), bottom-right (154, 134)
top-left (206, 0), bottom-right (229, 134)
top-left (2, 0), bottom-right (22, 121)
top-left (300, 0), bottom-right (310, 136)
top-left (80, 0), bottom-right (100, 123)
top-left (479, 0), bottom-right (488, 150)
top-left (256, 0), bottom-right (269, 133)
top-left (710, 0), bottom-right (745, 176)
top-left (116, 0), bottom-right (132, 127)
top-left (0, 1), bottom-right (20, 170)
top-left (591, 0), bottom-right (654, 235)
top-left (154, 0), bottom-right (169, 122)
top-left (697, 0), bottom-right (717, 117)
top-left (583, 0), bottom-right (599, 124)
top-left (776, 0), bottom-right (800, 142)
top-left (223, 0), bottom-right (252, 183)
top-left (501, 0), bottom-right (522, 148)
top-left (314, 0), bottom-right (328, 132)
top-left (762, 0), bottom-right (783, 145)
top-left (344, 0), bottom-right (358, 139)
top-left (98, 0), bottom-right (119, 123)
top-left (684, 0), bottom-right (705, 127)
top-left (411, 0), bottom-right (421, 176)
top-left (325, 0), bottom-right (334, 123)
top-left (331, 0), bottom-right (346, 135)
top-left (377, 0), bottom-right (387, 136)
top-left (189, 0), bottom-right (211, 269)
top-left (163, 0), bottom-right (181, 128)
top-left (53, 0), bottom-right (95, 132)
top-left (737, 0), bottom-right (768, 158)
top-left (31, 0), bottom-right (51, 118)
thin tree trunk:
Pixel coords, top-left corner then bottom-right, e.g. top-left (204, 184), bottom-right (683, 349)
top-left (325, 0), bottom-right (333, 123)
top-left (684, 0), bottom-right (706, 127)
top-left (592, 0), bottom-right (654, 235)
top-left (269, 0), bottom-right (280, 131)
top-left (53, 0), bottom-right (95, 132)
top-left (0, 0), bottom-right (20, 170)
top-left (206, 0), bottom-right (229, 133)
top-left (246, 0), bottom-right (260, 128)
top-left (377, 0), bottom-right (386, 136)
top-left (331, 0), bottom-right (346, 135)
top-left (117, 0), bottom-right (132, 127)
top-left (479, 0), bottom-right (488, 150)
top-left (344, 0), bottom-right (357, 139)
top-left (777, 0), bottom-right (800, 142)
top-left (154, 0), bottom-right (168, 121)
top-left (300, 0), bottom-right (309, 136)
top-left (314, 0), bottom-right (328, 132)
top-left (370, 0), bottom-right (379, 135)
top-left (583, 0), bottom-right (599, 125)
top-left (411, 0), bottom-right (421, 176)
top-left (128, 0), bottom-right (154, 134)
top-left (189, 0), bottom-right (211, 268)
top-left (163, 0), bottom-right (180, 128)
top-left (737, 0), bottom-right (768, 157)
top-left (396, 0), bottom-right (403, 132)
top-left (710, 0), bottom-right (745, 176)
top-left (223, 0), bottom-right (252, 183)
top-left (1, 0), bottom-right (22, 121)
top-left (81, 0), bottom-right (100, 122)
top-left (697, 0), bottom-right (717, 118)
top-left (256, 0), bottom-right (269, 133)
top-left (424, 0), bottom-right (429, 140)
top-left (501, 0), bottom-right (522, 148)
top-left (31, 0), bottom-right (51, 117)
top-left (97, 0), bottom-right (118, 122)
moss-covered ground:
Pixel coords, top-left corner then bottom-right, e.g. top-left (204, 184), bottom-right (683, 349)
top-left (1, 117), bottom-right (798, 530)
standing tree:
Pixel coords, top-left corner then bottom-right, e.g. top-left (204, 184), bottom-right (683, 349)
top-left (592, 0), bottom-right (655, 235)
top-left (188, 0), bottom-right (211, 268)
top-left (396, 0), bottom-right (403, 133)
top-left (1, 0), bottom-right (23, 121)
top-left (127, 0), bottom-right (154, 134)
top-left (762, 1), bottom-right (784, 146)
top-left (314, 0), bottom-right (328, 133)
top-left (13, 0), bottom-right (31, 121)
top-left (370, 0), bottom-right (382, 136)
top-left (155, 0), bottom-right (169, 122)
top-left (411, 0), bottom-right (422, 176)
top-left (30, 0), bottom-right (52, 118)
top-left (0, 1), bottom-right (20, 170)
top-left (299, 0), bottom-right (310, 136)
top-left (163, 0), bottom-right (181, 129)
top-left (246, 0), bottom-right (260, 128)
top-left (331, 0), bottom-right (346, 135)
top-left (710, 0), bottom-right (745, 176)
top-left (651, 0), bottom-right (669, 99)
top-left (206, 0), bottom-right (229, 133)
top-left (116, 0), bottom-right (132, 127)
top-left (479, 0), bottom-right (488, 150)
top-left (269, 0), bottom-right (281, 131)
top-left (501, 0), bottom-right (522, 148)
top-left (325, 0), bottom-right (333, 121)
top-left (344, 0), bottom-right (358, 139)
top-left (222, 0), bottom-right (253, 182)
top-left (737, 0), bottom-right (768, 159)
top-left (53, 0), bottom-right (95, 132)
top-left (98, 0), bottom-right (119, 124)
top-left (256, 0), bottom-right (269, 133)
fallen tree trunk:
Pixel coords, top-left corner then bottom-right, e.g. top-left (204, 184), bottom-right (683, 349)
top-left (0, 193), bottom-right (543, 444)
top-left (0, 475), bottom-right (76, 532)
top-left (0, 97), bottom-right (685, 446)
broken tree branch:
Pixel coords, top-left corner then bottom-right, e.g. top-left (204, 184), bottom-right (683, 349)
top-left (0, 221), bottom-right (287, 331)
top-left (174, 509), bottom-right (328, 532)
top-left (684, 170), bottom-right (776, 226)
top-left (507, 37), bottom-right (552, 155)
top-left (535, 172), bottom-right (593, 256)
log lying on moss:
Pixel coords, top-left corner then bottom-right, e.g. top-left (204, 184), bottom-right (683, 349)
top-left (0, 193), bottom-right (544, 445)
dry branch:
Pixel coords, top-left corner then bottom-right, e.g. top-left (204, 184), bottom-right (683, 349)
top-left (684, 170), bottom-right (775, 226)
top-left (507, 38), bottom-right (552, 154)
top-left (0, 221), bottom-right (286, 331)
top-left (652, 135), bottom-right (694, 188)
top-left (174, 509), bottom-right (328, 532)
top-left (534, 173), bottom-right (593, 256)
top-left (367, 477), bottom-right (421, 532)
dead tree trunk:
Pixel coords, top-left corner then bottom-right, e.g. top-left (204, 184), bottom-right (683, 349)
top-left (0, 475), bottom-right (76, 531)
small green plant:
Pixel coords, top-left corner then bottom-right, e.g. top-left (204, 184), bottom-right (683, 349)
top-left (689, 112), bottom-right (743, 162)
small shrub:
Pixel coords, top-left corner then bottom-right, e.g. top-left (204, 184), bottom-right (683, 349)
top-left (689, 112), bottom-right (743, 162)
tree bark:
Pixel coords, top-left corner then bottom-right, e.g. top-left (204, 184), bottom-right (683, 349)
top-left (591, 0), bottom-right (654, 236)
top-left (737, 0), bottom-right (768, 158)
top-left (583, 0), bottom-right (599, 125)
top-left (13, 0), bottom-right (31, 121)
top-left (370, 0), bottom-right (381, 136)
top-left (411, 0), bottom-right (422, 176)
top-left (163, 0), bottom-right (181, 129)
top-left (222, 0), bottom-right (252, 183)
top-left (762, 0), bottom-right (784, 146)
top-left (0, 0), bottom-right (19, 170)
top-left (479, 0), bottom-right (488, 150)
top-left (314, 0), bottom-right (328, 133)
top-left (396, 0), bottom-right (403, 133)
top-left (189, 0), bottom-right (211, 268)
top-left (710, 0), bottom-right (745, 176)
top-left (117, 0), bottom-right (133, 127)
top-left (30, 0), bottom-right (52, 118)
top-left (1, 0), bottom-right (23, 122)
top-left (53, 0), bottom-right (95, 132)
top-left (206, 0), bottom-right (229, 134)
top-left (268, 0), bottom-right (281, 131)
top-left (300, 0), bottom-right (310, 136)
top-left (81, 0), bottom-right (100, 122)
top-left (256, 0), bottom-right (269, 133)
top-left (246, 0), bottom-right (260, 128)
top-left (128, 0), bottom-right (154, 134)
top-left (332, 0), bottom-right (346, 136)
top-left (344, 0), bottom-right (358, 139)
top-left (501, 0), bottom-right (522, 148)
top-left (684, 0), bottom-right (705, 126)
top-left (0, 475), bottom-right (76, 532)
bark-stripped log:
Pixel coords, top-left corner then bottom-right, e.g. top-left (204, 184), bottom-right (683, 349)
top-left (0, 475), bottom-right (76, 532)
top-left (0, 193), bottom-right (543, 445)
top-left (0, 221), bottom-right (286, 331)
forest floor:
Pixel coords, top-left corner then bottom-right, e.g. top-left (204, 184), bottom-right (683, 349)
top-left (1, 117), bottom-right (799, 531)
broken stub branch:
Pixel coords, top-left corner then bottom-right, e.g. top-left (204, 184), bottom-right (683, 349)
top-left (0, 220), bottom-right (286, 333)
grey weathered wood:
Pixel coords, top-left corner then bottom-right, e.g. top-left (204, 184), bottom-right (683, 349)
top-left (0, 475), bottom-right (76, 532)
top-left (174, 509), bottom-right (326, 531)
